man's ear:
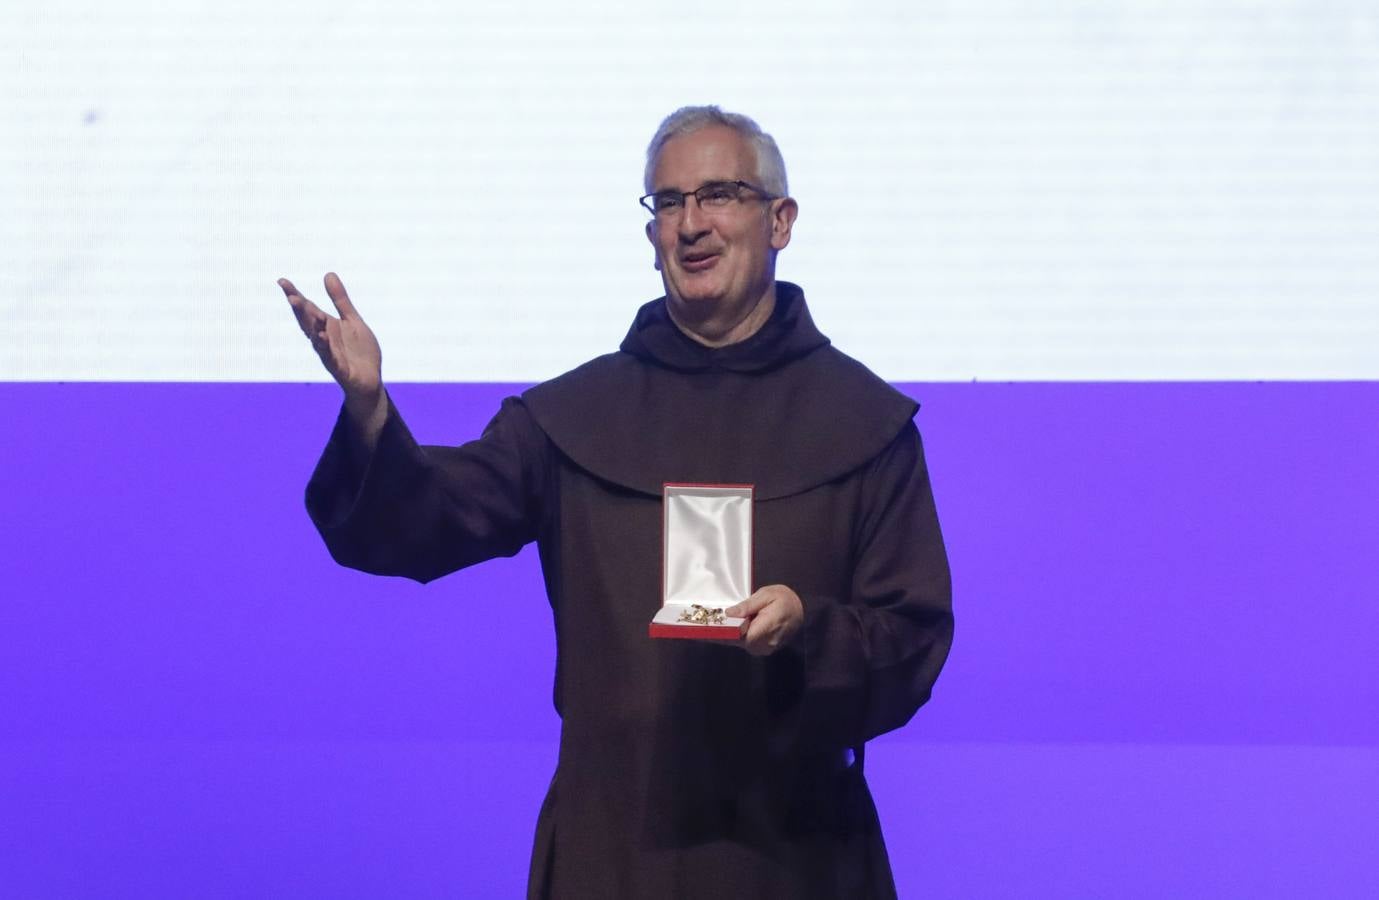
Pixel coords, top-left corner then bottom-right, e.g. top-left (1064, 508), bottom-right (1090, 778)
top-left (646, 220), bottom-right (661, 271)
top-left (769, 197), bottom-right (799, 252)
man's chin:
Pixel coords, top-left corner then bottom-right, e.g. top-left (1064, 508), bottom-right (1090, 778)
top-left (665, 285), bottom-right (727, 318)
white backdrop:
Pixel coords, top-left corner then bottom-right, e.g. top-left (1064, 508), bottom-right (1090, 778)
top-left (3, 0), bottom-right (1376, 381)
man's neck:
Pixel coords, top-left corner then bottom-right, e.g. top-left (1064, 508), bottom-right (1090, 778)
top-left (668, 282), bottom-right (777, 349)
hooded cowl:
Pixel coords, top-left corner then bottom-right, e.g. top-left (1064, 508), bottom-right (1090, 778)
top-left (522, 282), bottom-right (917, 500)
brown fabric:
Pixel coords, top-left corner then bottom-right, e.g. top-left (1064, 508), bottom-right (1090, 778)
top-left (522, 282), bottom-right (919, 500)
top-left (306, 284), bottom-right (954, 899)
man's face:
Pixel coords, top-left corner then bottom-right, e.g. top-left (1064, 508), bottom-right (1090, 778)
top-left (645, 125), bottom-right (796, 335)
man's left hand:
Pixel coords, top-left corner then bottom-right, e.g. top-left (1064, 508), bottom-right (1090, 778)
top-left (726, 585), bottom-right (804, 656)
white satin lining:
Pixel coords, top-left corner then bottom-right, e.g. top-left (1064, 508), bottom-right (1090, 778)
top-left (663, 485), bottom-right (753, 608)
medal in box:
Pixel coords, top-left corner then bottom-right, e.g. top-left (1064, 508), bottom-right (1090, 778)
top-left (649, 483), bottom-right (753, 640)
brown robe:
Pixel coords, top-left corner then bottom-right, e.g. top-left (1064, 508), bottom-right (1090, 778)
top-left (306, 282), bottom-right (954, 899)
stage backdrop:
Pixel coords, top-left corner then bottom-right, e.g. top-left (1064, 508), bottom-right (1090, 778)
top-left (3, 2), bottom-right (1377, 898)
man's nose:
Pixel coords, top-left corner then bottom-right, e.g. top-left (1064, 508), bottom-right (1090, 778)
top-left (677, 197), bottom-right (711, 241)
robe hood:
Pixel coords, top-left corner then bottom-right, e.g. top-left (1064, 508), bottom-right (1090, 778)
top-left (523, 282), bottom-right (918, 500)
top-left (617, 281), bottom-right (831, 374)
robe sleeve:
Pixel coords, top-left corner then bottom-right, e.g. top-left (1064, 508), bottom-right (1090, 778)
top-left (304, 392), bottom-right (549, 584)
top-left (792, 421), bottom-right (954, 751)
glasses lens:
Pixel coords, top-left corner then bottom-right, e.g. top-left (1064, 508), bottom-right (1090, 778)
top-left (652, 192), bottom-right (684, 214)
top-left (696, 182), bottom-right (740, 207)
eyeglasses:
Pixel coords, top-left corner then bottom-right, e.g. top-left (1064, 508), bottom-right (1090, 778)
top-left (639, 180), bottom-right (776, 217)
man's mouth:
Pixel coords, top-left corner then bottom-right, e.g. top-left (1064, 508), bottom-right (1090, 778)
top-left (680, 252), bottom-right (719, 272)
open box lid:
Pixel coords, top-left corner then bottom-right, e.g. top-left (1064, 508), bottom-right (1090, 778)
top-left (653, 483), bottom-right (753, 640)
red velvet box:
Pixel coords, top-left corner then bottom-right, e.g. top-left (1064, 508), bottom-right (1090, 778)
top-left (649, 483), bottom-right (753, 640)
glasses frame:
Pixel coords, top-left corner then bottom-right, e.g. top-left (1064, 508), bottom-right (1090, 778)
top-left (639, 179), bottom-right (778, 216)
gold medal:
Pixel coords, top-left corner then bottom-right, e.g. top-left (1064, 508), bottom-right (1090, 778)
top-left (677, 603), bottom-right (725, 626)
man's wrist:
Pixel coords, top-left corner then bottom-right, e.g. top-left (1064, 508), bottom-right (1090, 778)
top-left (344, 387), bottom-right (387, 450)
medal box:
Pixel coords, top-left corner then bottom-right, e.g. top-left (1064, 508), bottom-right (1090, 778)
top-left (649, 483), bottom-right (753, 640)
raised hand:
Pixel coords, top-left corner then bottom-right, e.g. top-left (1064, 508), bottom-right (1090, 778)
top-left (280, 272), bottom-right (387, 445)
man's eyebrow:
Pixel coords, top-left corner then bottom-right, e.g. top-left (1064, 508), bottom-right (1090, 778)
top-left (652, 178), bottom-right (738, 193)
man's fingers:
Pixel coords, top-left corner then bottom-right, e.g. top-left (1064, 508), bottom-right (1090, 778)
top-left (726, 590), bottom-right (773, 619)
top-left (741, 612), bottom-right (784, 656)
top-left (279, 277), bottom-right (308, 321)
top-left (281, 277), bottom-right (329, 335)
top-left (322, 315), bottom-right (350, 361)
top-left (726, 600), bottom-right (757, 618)
top-left (730, 585), bottom-right (803, 656)
top-left (324, 272), bottom-right (359, 320)
top-left (289, 294), bottom-right (330, 339)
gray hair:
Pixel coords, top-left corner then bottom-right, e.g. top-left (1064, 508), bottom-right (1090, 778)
top-left (643, 105), bottom-right (789, 198)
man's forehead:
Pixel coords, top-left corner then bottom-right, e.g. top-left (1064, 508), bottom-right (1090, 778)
top-left (650, 126), bottom-right (754, 190)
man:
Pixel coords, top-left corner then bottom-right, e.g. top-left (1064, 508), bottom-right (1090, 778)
top-left (282, 106), bottom-right (953, 899)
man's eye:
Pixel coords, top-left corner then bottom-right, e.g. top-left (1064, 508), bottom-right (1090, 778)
top-left (701, 185), bottom-right (736, 204)
top-left (654, 194), bottom-right (683, 210)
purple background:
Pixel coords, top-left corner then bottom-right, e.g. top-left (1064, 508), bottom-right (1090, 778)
top-left (3, 382), bottom-right (1377, 897)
